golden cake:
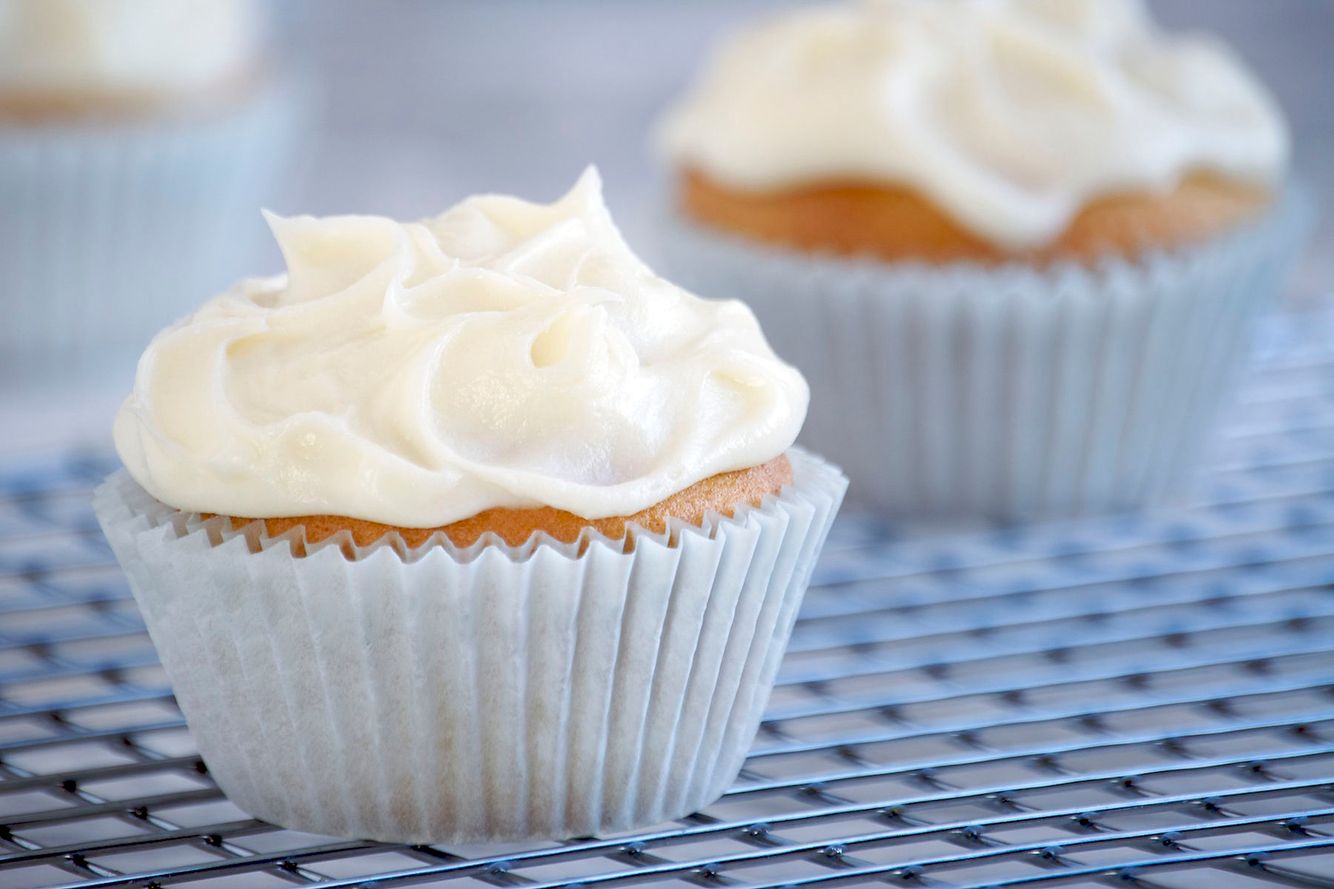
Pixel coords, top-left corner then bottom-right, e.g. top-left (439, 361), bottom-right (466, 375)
top-left (242, 455), bottom-right (793, 548)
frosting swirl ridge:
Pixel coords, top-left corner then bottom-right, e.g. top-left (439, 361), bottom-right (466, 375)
top-left (114, 170), bottom-right (808, 526)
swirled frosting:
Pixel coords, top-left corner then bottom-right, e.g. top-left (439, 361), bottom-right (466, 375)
top-left (114, 170), bottom-right (809, 526)
top-left (0, 0), bottom-right (260, 107)
top-left (658, 0), bottom-right (1289, 249)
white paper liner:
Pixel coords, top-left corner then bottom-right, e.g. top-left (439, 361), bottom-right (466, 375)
top-left (658, 190), bottom-right (1312, 519)
top-left (94, 450), bottom-right (847, 843)
top-left (0, 74), bottom-right (302, 389)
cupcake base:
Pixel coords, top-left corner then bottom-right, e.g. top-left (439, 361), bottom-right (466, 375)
top-left (679, 168), bottom-right (1275, 264)
top-left (660, 190), bottom-right (1311, 519)
top-left (94, 450), bottom-right (846, 843)
top-left (242, 454), bottom-right (794, 549)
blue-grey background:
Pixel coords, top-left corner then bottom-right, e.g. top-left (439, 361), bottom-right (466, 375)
top-left (4, 1), bottom-right (1329, 450)
top-left (277, 0), bottom-right (1332, 299)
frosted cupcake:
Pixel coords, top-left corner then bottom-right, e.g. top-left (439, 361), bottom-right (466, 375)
top-left (657, 0), bottom-right (1309, 518)
top-left (0, 0), bottom-right (298, 388)
top-left (95, 170), bottom-right (846, 843)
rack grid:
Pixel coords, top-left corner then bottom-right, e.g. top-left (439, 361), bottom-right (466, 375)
top-left (1, 311), bottom-right (1332, 888)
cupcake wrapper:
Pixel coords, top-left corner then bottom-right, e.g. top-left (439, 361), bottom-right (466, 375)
top-left (94, 450), bottom-right (847, 843)
top-left (659, 191), bottom-right (1312, 519)
top-left (0, 76), bottom-right (302, 388)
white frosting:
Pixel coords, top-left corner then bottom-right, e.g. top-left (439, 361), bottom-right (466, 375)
top-left (114, 170), bottom-right (809, 527)
top-left (0, 0), bottom-right (260, 102)
top-left (658, 0), bottom-right (1289, 249)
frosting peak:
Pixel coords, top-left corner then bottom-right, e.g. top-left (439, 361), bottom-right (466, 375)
top-left (658, 0), bottom-right (1289, 248)
top-left (114, 170), bottom-right (809, 526)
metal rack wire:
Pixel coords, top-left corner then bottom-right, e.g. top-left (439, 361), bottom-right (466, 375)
top-left (1, 311), bottom-right (1332, 888)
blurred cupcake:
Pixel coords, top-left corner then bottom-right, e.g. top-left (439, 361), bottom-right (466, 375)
top-left (657, 0), bottom-right (1309, 518)
top-left (95, 170), bottom-right (846, 843)
top-left (0, 0), bottom-right (299, 389)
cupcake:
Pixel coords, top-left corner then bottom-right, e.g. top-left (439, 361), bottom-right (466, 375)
top-left (95, 170), bottom-right (846, 843)
top-left (0, 0), bottom-right (299, 389)
top-left (657, 0), bottom-right (1309, 518)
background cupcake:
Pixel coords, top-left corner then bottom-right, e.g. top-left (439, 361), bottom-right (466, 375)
top-left (656, 0), bottom-right (1311, 519)
top-left (0, 0), bottom-right (299, 393)
top-left (97, 170), bottom-right (846, 843)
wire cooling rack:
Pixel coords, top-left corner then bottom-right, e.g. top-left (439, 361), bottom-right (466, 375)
top-left (1, 311), bottom-right (1332, 889)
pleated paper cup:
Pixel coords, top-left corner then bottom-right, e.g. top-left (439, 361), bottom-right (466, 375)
top-left (94, 450), bottom-right (846, 843)
top-left (659, 191), bottom-right (1311, 519)
top-left (0, 74), bottom-right (301, 390)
